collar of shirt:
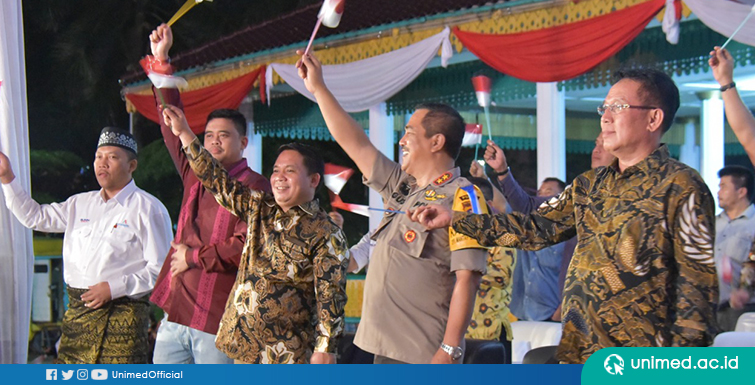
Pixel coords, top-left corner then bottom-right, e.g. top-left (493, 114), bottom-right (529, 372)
top-left (607, 144), bottom-right (670, 178)
top-left (717, 204), bottom-right (755, 222)
top-left (428, 167), bottom-right (461, 188)
top-left (227, 158), bottom-right (249, 178)
top-left (263, 196), bottom-right (320, 216)
top-left (98, 179), bottom-right (137, 206)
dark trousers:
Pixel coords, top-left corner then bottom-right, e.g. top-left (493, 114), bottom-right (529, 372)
top-left (374, 355), bottom-right (409, 364)
top-left (717, 302), bottom-right (755, 332)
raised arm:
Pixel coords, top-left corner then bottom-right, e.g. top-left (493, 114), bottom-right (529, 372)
top-left (710, 47), bottom-right (755, 166)
top-left (0, 150), bottom-right (68, 232)
top-left (144, 24), bottom-right (193, 179)
top-left (162, 105), bottom-right (262, 219)
top-left (483, 140), bottom-right (546, 213)
top-left (297, 51), bottom-right (379, 180)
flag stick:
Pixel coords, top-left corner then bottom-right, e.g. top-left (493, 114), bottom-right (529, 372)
top-left (368, 207), bottom-right (405, 215)
top-left (483, 105), bottom-right (493, 141)
top-left (168, 0), bottom-right (199, 27)
top-left (155, 87), bottom-right (167, 110)
top-left (304, 18), bottom-right (323, 56)
top-left (721, 6), bottom-right (755, 50)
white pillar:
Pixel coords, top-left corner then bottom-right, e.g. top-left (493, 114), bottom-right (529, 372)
top-left (0, 0), bottom-right (34, 363)
top-left (536, 82), bottom-right (566, 186)
top-left (239, 100), bottom-right (263, 173)
top-left (698, 91), bottom-right (725, 212)
top-left (678, 119), bottom-right (700, 172)
top-left (244, 127), bottom-right (263, 173)
top-left (369, 103), bottom-right (394, 230)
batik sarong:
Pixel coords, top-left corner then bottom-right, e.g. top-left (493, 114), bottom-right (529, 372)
top-left (56, 286), bottom-right (150, 364)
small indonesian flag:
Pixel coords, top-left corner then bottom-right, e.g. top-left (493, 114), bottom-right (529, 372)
top-left (330, 191), bottom-right (370, 217)
top-left (472, 74), bottom-right (492, 108)
top-left (462, 124), bottom-right (482, 147)
top-left (722, 254), bottom-right (733, 285)
top-left (318, 0), bottom-right (346, 28)
top-left (324, 163), bottom-right (355, 195)
top-left (139, 56), bottom-right (188, 89)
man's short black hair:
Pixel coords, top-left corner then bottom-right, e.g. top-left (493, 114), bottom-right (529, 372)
top-left (719, 165), bottom-right (755, 202)
top-left (466, 176), bottom-right (494, 202)
top-left (206, 109), bottom-right (247, 136)
top-left (613, 68), bottom-right (680, 134)
top-left (277, 143), bottom-right (325, 190)
top-left (414, 103), bottom-right (465, 160)
top-left (542, 177), bottom-right (566, 192)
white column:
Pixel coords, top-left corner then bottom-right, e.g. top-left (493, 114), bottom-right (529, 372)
top-left (239, 100), bottom-right (263, 173)
top-left (369, 103), bottom-right (394, 230)
top-left (698, 91), bottom-right (725, 212)
top-left (678, 119), bottom-right (700, 172)
top-left (244, 127), bottom-right (263, 173)
top-left (536, 82), bottom-right (566, 185)
top-left (0, 0), bottom-right (34, 363)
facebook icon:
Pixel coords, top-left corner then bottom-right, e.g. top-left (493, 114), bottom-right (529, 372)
top-left (46, 369), bottom-right (57, 380)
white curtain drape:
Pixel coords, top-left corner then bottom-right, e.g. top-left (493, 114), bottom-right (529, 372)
top-left (684, 0), bottom-right (755, 47)
top-left (0, 0), bottom-right (33, 364)
top-left (266, 27), bottom-right (453, 113)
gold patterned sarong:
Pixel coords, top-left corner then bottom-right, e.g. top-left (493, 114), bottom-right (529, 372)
top-left (56, 286), bottom-right (150, 364)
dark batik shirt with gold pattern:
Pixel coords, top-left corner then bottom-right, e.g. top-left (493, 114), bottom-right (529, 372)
top-left (466, 247), bottom-right (516, 341)
top-left (452, 145), bottom-right (718, 364)
top-left (184, 138), bottom-right (348, 364)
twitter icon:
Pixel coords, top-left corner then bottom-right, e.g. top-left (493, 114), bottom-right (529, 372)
top-left (61, 370), bottom-right (74, 380)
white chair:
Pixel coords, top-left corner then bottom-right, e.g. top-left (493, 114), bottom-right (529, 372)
top-left (712, 331), bottom-right (755, 347)
top-left (510, 321), bottom-right (562, 364)
top-left (735, 312), bottom-right (755, 332)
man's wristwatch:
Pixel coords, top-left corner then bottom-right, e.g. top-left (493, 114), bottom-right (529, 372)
top-left (440, 342), bottom-right (463, 361)
top-left (493, 167), bottom-right (510, 178)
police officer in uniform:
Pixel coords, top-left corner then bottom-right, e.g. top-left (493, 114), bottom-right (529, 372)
top-left (297, 50), bottom-right (487, 364)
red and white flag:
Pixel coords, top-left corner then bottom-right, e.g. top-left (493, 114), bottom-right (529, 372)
top-left (324, 163), bottom-right (355, 195)
top-left (139, 56), bottom-right (188, 89)
top-left (318, 0), bottom-right (346, 28)
top-left (330, 191), bottom-right (370, 217)
top-left (462, 124), bottom-right (482, 147)
top-left (471, 74), bottom-right (491, 108)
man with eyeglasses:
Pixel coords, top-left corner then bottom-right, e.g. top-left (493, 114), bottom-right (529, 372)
top-left (410, 68), bottom-right (718, 364)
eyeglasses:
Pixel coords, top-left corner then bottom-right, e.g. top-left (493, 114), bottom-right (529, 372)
top-left (597, 103), bottom-right (658, 116)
